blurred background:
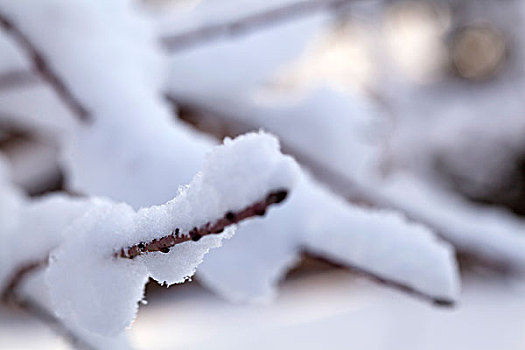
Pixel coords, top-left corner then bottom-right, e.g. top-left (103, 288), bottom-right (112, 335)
top-left (1, 0), bottom-right (525, 349)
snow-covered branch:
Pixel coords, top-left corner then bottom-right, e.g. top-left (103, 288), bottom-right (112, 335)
top-left (45, 132), bottom-right (298, 336)
top-left (0, 0), bottom-right (460, 311)
top-left (0, 131), bottom-right (299, 339)
top-left (0, 11), bottom-right (90, 122)
top-left (160, 0), bottom-right (354, 52)
top-left (120, 189), bottom-right (288, 258)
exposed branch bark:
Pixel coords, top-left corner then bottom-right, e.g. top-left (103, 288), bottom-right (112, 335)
top-left (120, 189), bottom-right (288, 258)
top-left (161, 0), bottom-right (354, 52)
top-left (0, 12), bottom-right (91, 123)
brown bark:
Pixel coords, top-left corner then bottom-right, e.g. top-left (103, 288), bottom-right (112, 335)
top-left (120, 189), bottom-right (288, 258)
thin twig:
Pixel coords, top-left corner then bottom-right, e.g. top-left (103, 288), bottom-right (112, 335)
top-left (120, 189), bottom-right (288, 258)
top-left (0, 12), bottom-right (91, 123)
top-left (161, 0), bottom-right (354, 52)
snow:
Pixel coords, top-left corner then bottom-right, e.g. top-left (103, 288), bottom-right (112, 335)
top-left (46, 200), bottom-right (150, 337)
top-left (0, 194), bottom-right (94, 292)
top-left (142, 227), bottom-right (235, 286)
top-left (0, 155), bottom-right (92, 292)
top-left (166, 11), bottom-right (328, 103)
top-left (198, 172), bottom-right (459, 304)
top-left (171, 87), bottom-right (385, 184)
top-left (153, 0), bottom-right (316, 40)
top-left (376, 172), bottom-right (525, 271)
top-left (0, 83), bottom-right (76, 139)
top-left (302, 180), bottom-right (459, 301)
top-left (2, 269), bottom-right (524, 350)
top-left (1, 0), bottom-right (460, 307)
top-left (130, 271), bottom-right (525, 350)
top-left (0, 25), bottom-right (29, 73)
top-left (0, 155), bottom-right (25, 290)
top-left (1, 1), bottom-right (523, 348)
top-left (163, 7), bottom-right (525, 274)
top-left (0, 0), bottom-right (214, 207)
top-left (46, 132), bottom-right (299, 336)
top-left (19, 263), bottom-right (132, 350)
top-left (0, 0), bottom-right (502, 340)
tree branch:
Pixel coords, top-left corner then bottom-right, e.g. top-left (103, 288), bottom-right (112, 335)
top-left (0, 189), bottom-right (288, 347)
top-left (161, 0), bottom-right (354, 52)
top-left (120, 189), bottom-right (288, 258)
top-left (303, 252), bottom-right (454, 306)
top-left (0, 0), bottom-right (354, 96)
top-left (169, 97), bottom-right (518, 275)
top-left (0, 12), bottom-right (91, 123)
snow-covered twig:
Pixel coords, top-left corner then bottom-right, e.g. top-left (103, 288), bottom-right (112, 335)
top-left (2, 263), bottom-right (95, 350)
top-left (0, 12), bottom-right (90, 123)
top-left (120, 189), bottom-right (288, 258)
top-left (160, 0), bottom-right (353, 52)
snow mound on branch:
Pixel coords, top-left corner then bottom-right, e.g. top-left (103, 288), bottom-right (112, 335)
top-left (46, 132), bottom-right (299, 336)
top-left (47, 201), bottom-right (148, 337)
top-left (198, 173), bottom-right (460, 304)
top-left (378, 172), bottom-right (525, 271)
top-left (302, 179), bottom-right (459, 302)
top-left (19, 266), bottom-right (133, 350)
